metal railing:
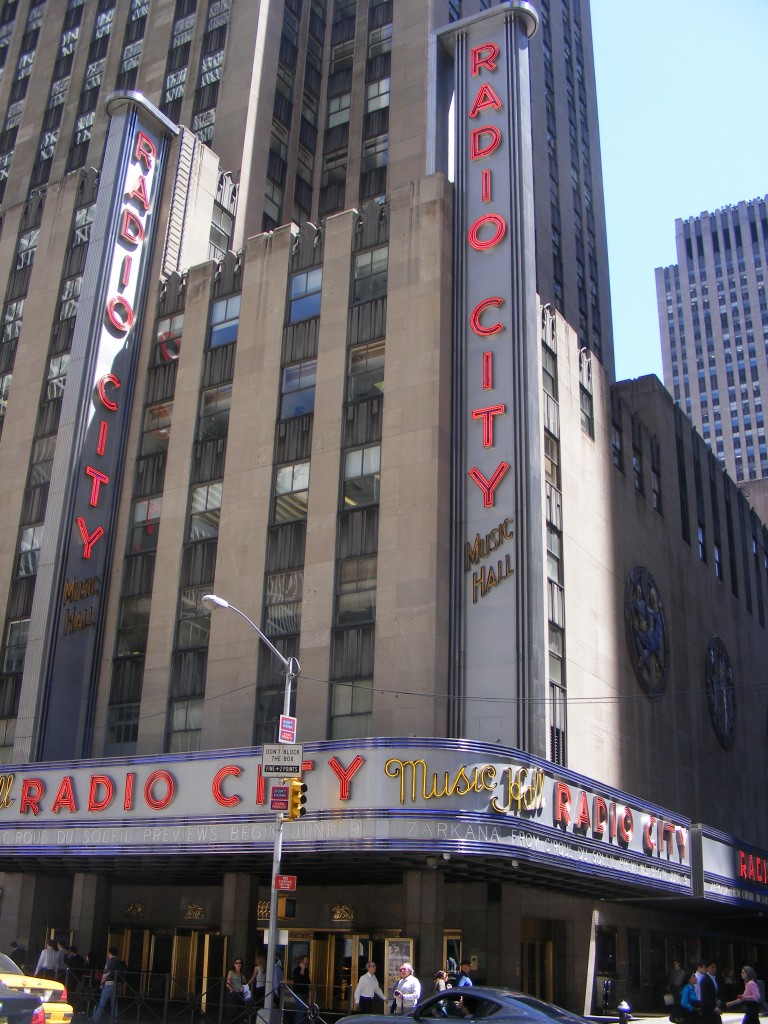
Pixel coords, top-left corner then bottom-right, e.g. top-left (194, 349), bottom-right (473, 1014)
top-left (63, 972), bottom-right (337, 1024)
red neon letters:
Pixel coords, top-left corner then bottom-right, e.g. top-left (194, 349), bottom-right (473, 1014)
top-left (466, 42), bottom-right (509, 509)
top-left (75, 131), bottom-right (156, 561)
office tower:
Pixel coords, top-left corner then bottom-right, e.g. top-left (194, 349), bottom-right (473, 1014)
top-left (656, 197), bottom-right (768, 518)
top-left (0, 0), bottom-right (764, 1012)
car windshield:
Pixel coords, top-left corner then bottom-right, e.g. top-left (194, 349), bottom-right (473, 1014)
top-left (0, 954), bottom-right (24, 976)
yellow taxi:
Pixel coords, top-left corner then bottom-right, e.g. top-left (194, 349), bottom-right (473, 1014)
top-left (0, 955), bottom-right (74, 1024)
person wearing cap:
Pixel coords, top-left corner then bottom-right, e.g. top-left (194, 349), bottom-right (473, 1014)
top-left (457, 961), bottom-right (473, 988)
top-left (394, 964), bottom-right (421, 1014)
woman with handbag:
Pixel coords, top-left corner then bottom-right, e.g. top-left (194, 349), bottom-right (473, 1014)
top-left (725, 966), bottom-right (762, 1024)
top-left (680, 970), bottom-right (701, 1024)
top-left (227, 958), bottom-right (247, 1024)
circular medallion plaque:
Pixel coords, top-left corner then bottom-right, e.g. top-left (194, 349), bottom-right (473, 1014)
top-left (705, 636), bottom-right (736, 750)
top-left (624, 566), bottom-right (667, 696)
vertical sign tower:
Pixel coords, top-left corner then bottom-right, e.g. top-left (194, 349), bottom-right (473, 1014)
top-left (17, 94), bottom-right (178, 762)
top-left (436, 3), bottom-right (545, 751)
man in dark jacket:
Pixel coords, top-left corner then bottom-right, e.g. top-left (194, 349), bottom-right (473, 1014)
top-left (700, 963), bottom-right (721, 1024)
top-left (8, 943), bottom-right (26, 969)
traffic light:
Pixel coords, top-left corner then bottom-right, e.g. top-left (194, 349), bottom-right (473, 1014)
top-left (285, 777), bottom-right (307, 820)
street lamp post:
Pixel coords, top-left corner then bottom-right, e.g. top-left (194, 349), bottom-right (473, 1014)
top-left (202, 593), bottom-right (300, 1024)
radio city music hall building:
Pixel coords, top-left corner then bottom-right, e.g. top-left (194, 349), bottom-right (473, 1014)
top-left (0, 0), bottom-right (766, 1016)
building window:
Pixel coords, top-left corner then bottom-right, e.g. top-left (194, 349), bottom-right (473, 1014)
top-left (29, 436), bottom-right (56, 486)
top-left (209, 294), bottom-right (240, 347)
top-left (611, 424), bottom-right (623, 471)
top-left (155, 313), bottom-right (183, 364)
top-left (107, 703), bottom-right (139, 754)
top-left (542, 346), bottom-right (557, 399)
top-left (342, 444), bottom-right (380, 508)
top-left (714, 540), bottom-right (723, 580)
top-left (366, 77), bottom-right (390, 113)
top-left (265, 569), bottom-right (303, 635)
top-left (58, 277), bottom-right (82, 321)
top-left (288, 268), bottom-right (322, 322)
top-left (130, 496), bottom-right (162, 553)
top-left (367, 24), bottom-right (392, 58)
top-left (198, 385), bottom-right (231, 440)
top-left (651, 468), bottom-right (662, 512)
top-left (189, 482), bottom-right (223, 540)
top-left (353, 245), bottom-right (388, 303)
top-left (17, 523), bottom-right (43, 577)
top-left (348, 340), bottom-right (385, 401)
top-left (116, 595), bottom-right (151, 656)
top-left (361, 134), bottom-right (388, 173)
top-left (544, 432), bottom-right (560, 488)
top-left (177, 586), bottom-right (212, 649)
top-left (167, 697), bottom-right (203, 752)
top-left (549, 683), bottom-right (567, 767)
top-left (0, 716), bottom-right (16, 764)
top-left (274, 460), bottom-right (310, 522)
top-left (336, 555), bottom-right (377, 625)
top-left (15, 228), bottom-right (39, 269)
top-left (327, 92), bottom-right (350, 128)
top-left (546, 525), bottom-right (562, 584)
top-left (73, 204), bottom-right (95, 245)
top-left (280, 358), bottom-right (317, 418)
top-left (698, 524), bottom-right (706, 562)
top-left (2, 618), bottom-right (29, 674)
top-left (46, 355), bottom-right (69, 401)
top-left (579, 385), bottom-right (594, 438)
top-left (209, 204), bottom-right (233, 261)
top-left (330, 39), bottom-right (354, 73)
top-left (632, 448), bottom-right (643, 492)
top-left (0, 372), bottom-right (10, 419)
top-left (330, 677), bottom-right (372, 739)
top-left (140, 402), bottom-right (173, 456)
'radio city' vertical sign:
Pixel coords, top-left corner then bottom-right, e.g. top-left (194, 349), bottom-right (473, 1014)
top-left (33, 93), bottom-right (178, 760)
top-left (437, 4), bottom-right (545, 748)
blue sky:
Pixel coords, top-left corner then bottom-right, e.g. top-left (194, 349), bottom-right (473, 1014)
top-left (590, 0), bottom-right (768, 382)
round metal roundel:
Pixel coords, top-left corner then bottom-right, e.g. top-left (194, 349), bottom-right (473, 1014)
top-left (624, 566), bottom-right (668, 696)
top-left (705, 636), bottom-right (736, 750)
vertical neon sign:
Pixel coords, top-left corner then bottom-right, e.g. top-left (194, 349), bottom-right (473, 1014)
top-left (443, 3), bottom-right (544, 748)
top-left (26, 94), bottom-right (178, 761)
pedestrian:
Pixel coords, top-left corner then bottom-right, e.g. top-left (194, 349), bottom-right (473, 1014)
top-left (680, 970), bottom-right (701, 1024)
top-left (56, 941), bottom-right (68, 981)
top-left (354, 961), bottom-right (385, 1013)
top-left (292, 955), bottom-right (311, 1024)
top-left (668, 960), bottom-right (686, 1016)
top-left (66, 947), bottom-right (86, 1011)
top-left (394, 964), bottom-right (421, 1015)
top-left (35, 940), bottom-right (58, 980)
top-left (457, 961), bottom-right (472, 988)
top-left (91, 946), bottom-right (125, 1023)
top-left (225, 957), bottom-right (247, 1024)
top-left (433, 971), bottom-right (449, 1016)
top-left (248, 954), bottom-right (267, 1008)
top-left (699, 963), bottom-right (721, 1024)
top-left (725, 966), bottom-right (762, 1024)
top-left (272, 959), bottom-right (284, 1009)
top-left (695, 963), bottom-right (708, 1003)
top-left (8, 943), bottom-right (26, 969)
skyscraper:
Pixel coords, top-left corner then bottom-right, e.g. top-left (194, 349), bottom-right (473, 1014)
top-left (656, 196), bottom-right (768, 518)
top-left (0, 0), bottom-right (764, 1011)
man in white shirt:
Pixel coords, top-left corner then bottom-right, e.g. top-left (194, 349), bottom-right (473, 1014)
top-left (354, 962), bottom-right (385, 1013)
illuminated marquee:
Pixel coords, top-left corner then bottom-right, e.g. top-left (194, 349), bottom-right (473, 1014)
top-left (0, 740), bottom-right (696, 895)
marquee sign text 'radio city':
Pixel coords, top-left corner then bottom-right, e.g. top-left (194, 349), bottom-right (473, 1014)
top-left (464, 39), bottom-right (516, 602)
